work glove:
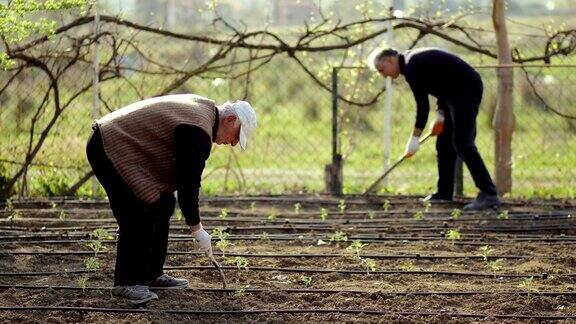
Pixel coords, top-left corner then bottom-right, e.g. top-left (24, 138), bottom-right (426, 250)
top-left (404, 135), bottom-right (420, 158)
top-left (430, 110), bottom-right (445, 136)
top-left (191, 224), bottom-right (213, 257)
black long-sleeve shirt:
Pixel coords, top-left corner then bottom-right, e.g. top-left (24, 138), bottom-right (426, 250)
top-left (173, 110), bottom-right (219, 226)
top-left (400, 48), bottom-right (482, 130)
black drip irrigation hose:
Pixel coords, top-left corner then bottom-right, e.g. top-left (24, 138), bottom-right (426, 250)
top-left (0, 266), bottom-right (566, 279)
top-left (0, 306), bottom-right (574, 319)
top-left (0, 250), bottom-right (562, 260)
top-left (0, 284), bottom-right (574, 297)
top-left (2, 235), bottom-right (576, 245)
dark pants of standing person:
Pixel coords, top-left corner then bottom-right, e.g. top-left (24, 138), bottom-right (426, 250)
top-left (435, 80), bottom-right (498, 198)
top-left (86, 126), bottom-right (175, 286)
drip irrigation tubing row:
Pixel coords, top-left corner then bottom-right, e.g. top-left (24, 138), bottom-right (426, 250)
top-left (0, 250), bottom-right (561, 260)
top-left (1, 235), bottom-right (575, 245)
top-left (0, 306), bottom-right (574, 319)
top-left (164, 265), bottom-right (568, 278)
top-left (0, 266), bottom-right (567, 278)
top-left (0, 284), bottom-right (574, 296)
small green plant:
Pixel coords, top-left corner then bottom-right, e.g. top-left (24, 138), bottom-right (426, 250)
top-left (294, 203), bottom-right (301, 214)
top-left (498, 210), bottom-right (509, 220)
top-left (83, 257), bottom-right (102, 272)
top-left (446, 229), bottom-right (462, 243)
top-left (50, 202), bottom-right (58, 209)
top-left (259, 232), bottom-right (269, 241)
top-left (423, 201), bottom-right (432, 213)
top-left (77, 274), bottom-right (89, 290)
top-left (7, 209), bottom-right (21, 221)
top-left (299, 275), bottom-right (312, 286)
top-left (413, 211), bottom-right (424, 220)
top-left (382, 200), bottom-right (391, 212)
top-left (400, 260), bottom-right (415, 271)
top-left (233, 286), bottom-right (246, 298)
top-left (478, 245), bottom-right (493, 261)
top-left (346, 240), bottom-right (367, 259)
top-left (268, 208), bottom-right (277, 221)
top-left (320, 207), bottom-right (328, 221)
top-left (368, 211), bottom-right (376, 220)
top-left (219, 208), bottom-right (228, 220)
top-left (518, 276), bottom-right (536, 292)
top-left (85, 240), bottom-right (106, 255)
top-left (375, 281), bottom-right (394, 290)
top-left (338, 199), bottom-right (346, 213)
top-left (212, 227), bottom-right (232, 255)
top-left (90, 229), bottom-right (114, 241)
top-left (486, 259), bottom-right (504, 277)
top-left (249, 202), bottom-right (256, 212)
top-left (226, 256), bottom-right (249, 270)
top-left (58, 210), bottom-right (67, 220)
top-left (329, 230), bottom-right (348, 242)
top-left (360, 258), bottom-right (377, 274)
top-left (216, 239), bottom-right (232, 253)
top-left (175, 208), bottom-right (183, 221)
top-left (451, 208), bottom-right (462, 220)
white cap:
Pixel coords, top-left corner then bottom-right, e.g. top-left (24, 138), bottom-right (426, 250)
top-left (231, 100), bottom-right (257, 150)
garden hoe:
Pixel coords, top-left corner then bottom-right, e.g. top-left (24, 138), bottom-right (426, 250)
top-left (363, 133), bottom-right (432, 195)
top-left (209, 254), bottom-right (227, 289)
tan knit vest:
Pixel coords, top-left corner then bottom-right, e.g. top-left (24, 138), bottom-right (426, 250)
top-left (95, 94), bottom-right (217, 204)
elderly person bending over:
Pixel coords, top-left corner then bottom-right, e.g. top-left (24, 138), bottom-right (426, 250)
top-left (86, 94), bottom-right (257, 305)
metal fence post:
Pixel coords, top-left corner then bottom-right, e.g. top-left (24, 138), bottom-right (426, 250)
top-left (92, 13), bottom-right (100, 200)
top-left (325, 67), bottom-right (343, 195)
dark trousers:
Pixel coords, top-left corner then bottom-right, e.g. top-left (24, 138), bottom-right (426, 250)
top-left (435, 83), bottom-right (498, 197)
top-left (86, 127), bottom-right (175, 286)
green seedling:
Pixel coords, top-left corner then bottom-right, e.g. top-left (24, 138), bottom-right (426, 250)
top-left (58, 210), bottom-right (67, 220)
top-left (375, 281), bottom-right (394, 290)
top-left (338, 199), bottom-right (346, 213)
top-left (4, 199), bottom-right (13, 213)
top-left (215, 239), bottom-right (232, 253)
top-left (294, 203), bottom-right (301, 214)
top-left (85, 240), bottom-right (106, 255)
top-left (413, 211), bottom-right (424, 220)
top-left (400, 260), bottom-right (415, 271)
top-left (50, 202), bottom-right (57, 209)
top-left (486, 258), bottom-right (504, 278)
top-left (83, 257), bottom-right (102, 272)
top-left (212, 227), bottom-right (232, 255)
top-left (329, 230), bottom-right (348, 242)
top-left (233, 286), bottom-right (246, 298)
top-left (268, 208), bottom-right (277, 221)
top-left (249, 202), bottom-right (256, 212)
top-left (360, 258), bottom-right (377, 274)
top-left (259, 232), bottom-right (269, 241)
top-left (300, 275), bottom-right (312, 286)
top-left (478, 245), bottom-right (493, 261)
top-left (175, 209), bottom-right (183, 221)
top-left (77, 274), bottom-right (89, 290)
top-left (446, 229), bottom-right (462, 243)
top-left (423, 201), bottom-right (432, 213)
top-left (346, 240), bottom-right (367, 259)
top-left (7, 210), bottom-right (21, 221)
top-left (518, 276), bottom-right (536, 292)
top-left (498, 210), bottom-right (509, 220)
top-left (320, 207), bottom-right (328, 221)
top-left (368, 211), bottom-right (376, 220)
top-left (451, 208), bottom-right (462, 220)
top-left (90, 228), bottom-right (114, 241)
top-left (226, 256), bottom-right (249, 270)
top-left (219, 208), bottom-right (228, 220)
top-left (382, 200), bottom-right (391, 212)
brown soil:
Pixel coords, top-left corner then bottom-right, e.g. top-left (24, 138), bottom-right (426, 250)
top-left (0, 195), bottom-right (575, 323)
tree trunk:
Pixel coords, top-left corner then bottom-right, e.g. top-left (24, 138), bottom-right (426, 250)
top-left (492, 0), bottom-right (514, 194)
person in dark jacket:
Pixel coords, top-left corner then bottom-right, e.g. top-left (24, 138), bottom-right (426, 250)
top-left (86, 94), bottom-right (257, 305)
top-left (368, 47), bottom-right (499, 211)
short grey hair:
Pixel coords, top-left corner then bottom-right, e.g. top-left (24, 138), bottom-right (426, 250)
top-left (219, 101), bottom-right (241, 126)
top-left (366, 48), bottom-right (399, 71)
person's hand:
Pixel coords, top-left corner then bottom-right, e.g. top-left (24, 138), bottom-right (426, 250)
top-left (404, 136), bottom-right (420, 158)
top-left (191, 224), bottom-right (213, 257)
top-left (430, 110), bottom-right (445, 136)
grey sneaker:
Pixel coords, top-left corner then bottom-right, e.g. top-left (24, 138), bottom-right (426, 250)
top-left (463, 192), bottom-right (500, 211)
top-left (111, 285), bottom-right (158, 305)
top-left (149, 274), bottom-right (188, 289)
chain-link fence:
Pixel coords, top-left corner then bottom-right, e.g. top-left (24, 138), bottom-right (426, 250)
top-left (0, 6), bottom-right (575, 199)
